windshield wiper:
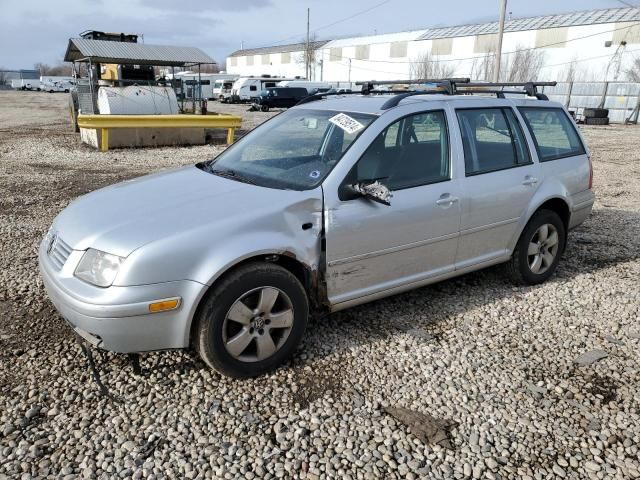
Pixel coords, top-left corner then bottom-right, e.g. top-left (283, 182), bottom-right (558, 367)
top-left (210, 168), bottom-right (257, 185)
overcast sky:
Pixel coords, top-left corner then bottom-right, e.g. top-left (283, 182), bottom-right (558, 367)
top-left (0, 0), bottom-right (632, 70)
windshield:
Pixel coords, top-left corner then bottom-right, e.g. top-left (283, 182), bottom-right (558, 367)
top-left (202, 109), bottom-right (376, 190)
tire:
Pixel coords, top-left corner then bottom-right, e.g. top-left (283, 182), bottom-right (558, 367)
top-left (260, 104), bottom-right (269, 112)
top-left (194, 262), bottom-right (309, 378)
top-left (505, 209), bottom-right (566, 286)
top-left (584, 108), bottom-right (608, 118)
top-left (585, 117), bottom-right (609, 126)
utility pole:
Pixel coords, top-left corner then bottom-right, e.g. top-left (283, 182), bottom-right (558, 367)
top-left (306, 7), bottom-right (310, 80)
top-left (348, 58), bottom-right (352, 84)
top-left (494, 0), bottom-right (507, 82)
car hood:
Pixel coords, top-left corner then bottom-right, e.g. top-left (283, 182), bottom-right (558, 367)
top-left (53, 166), bottom-right (320, 258)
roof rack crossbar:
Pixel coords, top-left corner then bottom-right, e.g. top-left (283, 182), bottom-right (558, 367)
top-left (356, 77), bottom-right (470, 95)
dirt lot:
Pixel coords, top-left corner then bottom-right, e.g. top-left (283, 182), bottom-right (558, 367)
top-left (0, 90), bottom-right (639, 479)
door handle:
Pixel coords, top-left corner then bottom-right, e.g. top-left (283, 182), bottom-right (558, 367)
top-left (522, 176), bottom-right (538, 186)
top-left (436, 194), bottom-right (459, 206)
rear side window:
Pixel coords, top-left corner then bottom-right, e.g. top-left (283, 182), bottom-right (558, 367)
top-left (456, 108), bottom-right (531, 176)
top-left (518, 107), bottom-right (585, 161)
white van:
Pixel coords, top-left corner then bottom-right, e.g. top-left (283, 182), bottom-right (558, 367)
top-left (228, 77), bottom-right (298, 103)
top-left (276, 80), bottom-right (332, 94)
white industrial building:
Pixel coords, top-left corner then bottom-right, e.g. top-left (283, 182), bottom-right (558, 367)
top-left (226, 7), bottom-right (640, 83)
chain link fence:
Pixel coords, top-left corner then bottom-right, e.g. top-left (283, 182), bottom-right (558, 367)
top-left (541, 82), bottom-right (640, 124)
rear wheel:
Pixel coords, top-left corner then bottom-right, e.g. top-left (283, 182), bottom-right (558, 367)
top-left (506, 210), bottom-right (566, 285)
top-left (260, 104), bottom-right (269, 112)
top-left (194, 262), bottom-right (308, 378)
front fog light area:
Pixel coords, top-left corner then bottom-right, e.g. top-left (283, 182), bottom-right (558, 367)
top-left (74, 248), bottom-right (124, 287)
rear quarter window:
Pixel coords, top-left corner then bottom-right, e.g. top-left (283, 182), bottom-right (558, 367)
top-left (518, 107), bottom-right (585, 162)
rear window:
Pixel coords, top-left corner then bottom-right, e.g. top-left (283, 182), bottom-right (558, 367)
top-left (518, 107), bottom-right (585, 162)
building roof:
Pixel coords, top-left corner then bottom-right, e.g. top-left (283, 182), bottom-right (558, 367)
top-left (324, 30), bottom-right (427, 48)
top-left (228, 40), bottom-right (330, 58)
top-left (64, 38), bottom-right (215, 66)
top-left (418, 7), bottom-right (640, 40)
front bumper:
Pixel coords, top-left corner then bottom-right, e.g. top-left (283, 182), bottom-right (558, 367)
top-left (38, 238), bottom-right (206, 353)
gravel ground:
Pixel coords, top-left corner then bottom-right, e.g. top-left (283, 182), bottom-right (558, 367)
top-left (0, 90), bottom-right (639, 480)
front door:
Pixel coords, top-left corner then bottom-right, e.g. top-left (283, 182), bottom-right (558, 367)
top-left (454, 107), bottom-right (540, 268)
top-left (325, 110), bottom-right (462, 306)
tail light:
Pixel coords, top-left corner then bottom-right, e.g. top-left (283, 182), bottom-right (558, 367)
top-left (588, 156), bottom-right (593, 189)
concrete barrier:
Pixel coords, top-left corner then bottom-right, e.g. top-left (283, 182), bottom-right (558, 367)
top-left (77, 114), bottom-right (242, 152)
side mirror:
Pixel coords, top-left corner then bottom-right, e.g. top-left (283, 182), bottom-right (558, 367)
top-left (352, 180), bottom-right (392, 206)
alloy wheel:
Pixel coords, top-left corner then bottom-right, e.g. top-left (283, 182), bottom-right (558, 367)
top-left (527, 223), bottom-right (559, 274)
top-left (222, 286), bottom-right (294, 362)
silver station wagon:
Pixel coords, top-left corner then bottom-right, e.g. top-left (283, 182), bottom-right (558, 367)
top-left (39, 80), bottom-right (595, 378)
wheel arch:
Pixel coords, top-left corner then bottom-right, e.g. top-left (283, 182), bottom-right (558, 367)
top-left (187, 252), bottom-right (321, 347)
top-left (509, 195), bottom-right (571, 253)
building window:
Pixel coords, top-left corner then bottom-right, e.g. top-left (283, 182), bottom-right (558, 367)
top-left (281, 52), bottom-right (291, 64)
top-left (431, 38), bottom-right (453, 56)
top-left (330, 47), bottom-right (343, 61)
top-left (229, 57), bottom-right (237, 67)
top-left (246, 56), bottom-right (254, 66)
top-left (355, 45), bottom-right (370, 60)
top-left (613, 22), bottom-right (640, 44)
top-left (389, 41), bottom-right (408, 58)
top-left (535, 27), bottom-right (568, 48)
top-left (261, 54), bottom-right (270, 65)
top-left (474, 34), bottom-right (498, 53)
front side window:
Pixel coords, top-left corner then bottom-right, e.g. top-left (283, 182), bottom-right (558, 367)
top-left (518, 107), bottom-right (585, 161)
top-left (456, 107), bottom-right (531, 176)
top-left (346, 110), bottom-right (450, 191)
top-left (202, 109), bottom-right (375, 190)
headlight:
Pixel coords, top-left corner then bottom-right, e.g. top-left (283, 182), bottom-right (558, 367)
top-left (74, 249), bottom-right (124, 287)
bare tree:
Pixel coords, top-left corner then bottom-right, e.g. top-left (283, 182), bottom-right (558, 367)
top-left (409, 52), bottom-right (456, 80)
top-left (501, 47), bottom-right (545, 82)
top-left (34, 62), bottom-right (73, 76)
top-left (470, 45), bottom-right (544, 82)
top-left (625, 56), bottom-right (640, 83)
top-left (297, 34), bottom-right (320, 79)
top-left (0, 68), bottom-right (7, 86)
top-left (470, 49), bottom-right (496, 81)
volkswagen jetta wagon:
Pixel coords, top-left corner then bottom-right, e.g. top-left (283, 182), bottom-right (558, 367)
top-left (39, 85), bottom-right (594, 377)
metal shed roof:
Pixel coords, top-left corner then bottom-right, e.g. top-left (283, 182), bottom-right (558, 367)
top-left (229, 40), bottom-right (330, 58)
top-left (418, 7), bottom-right (640, 40)
top-left (64, 38), bottom-right (215, 66)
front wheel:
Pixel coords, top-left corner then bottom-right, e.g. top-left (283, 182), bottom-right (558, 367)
top-left (506, 209), bottom-right (566, 285)
top-left (194, 262), bottom-right (308, 378)
top-left (260, 104), bottom-right (269, 112)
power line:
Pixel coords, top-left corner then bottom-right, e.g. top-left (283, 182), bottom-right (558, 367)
top-left (242, 0), bottom-right (394, 51)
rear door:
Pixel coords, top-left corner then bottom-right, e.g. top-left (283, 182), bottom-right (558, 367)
top-left (454, 106), bottom-right (540, 269)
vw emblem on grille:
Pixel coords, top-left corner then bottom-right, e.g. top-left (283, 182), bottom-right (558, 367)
top-left (47, 233), bottom-right (58, 255)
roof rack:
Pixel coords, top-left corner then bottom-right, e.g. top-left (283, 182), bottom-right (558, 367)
top-left (295, 79), bottom-right (557, 109)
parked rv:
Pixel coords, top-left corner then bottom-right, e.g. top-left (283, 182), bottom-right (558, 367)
top-left (228, 76), bottom-right (298, 103)
top-left (212, 78), bottom-right (238, 101)
top-left (172, 73), bottom-right (239, 101)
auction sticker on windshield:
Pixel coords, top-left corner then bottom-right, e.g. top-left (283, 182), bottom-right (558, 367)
top-left (329, 113), bottom-right (365, 135)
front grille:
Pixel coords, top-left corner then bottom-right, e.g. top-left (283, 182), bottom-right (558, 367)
top-left (48, 235), bottom-right (72, 270)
